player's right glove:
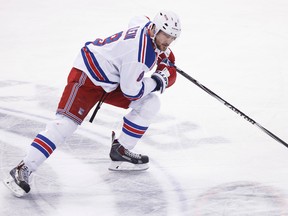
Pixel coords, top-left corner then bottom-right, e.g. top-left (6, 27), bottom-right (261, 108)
top-left (151, 66), bottom-right (170, 94)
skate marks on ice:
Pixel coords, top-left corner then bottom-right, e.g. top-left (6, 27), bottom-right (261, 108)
top-left (0, 110), bottom-right (186, 216)
top-left (0, 80), bottom-right (228, 149)
top-left (0, 130), bottom-right (62, 216)
top-left (193, 181), bottom-right (288, 216)
top-left (144, 115), bottom-right (230, 151)
top-left (1, 81), bottom-right (287, 215)
top-left (0, 81), bottom-right (191, 216)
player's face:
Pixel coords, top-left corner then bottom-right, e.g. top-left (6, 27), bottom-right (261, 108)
top-left (154, 30), bottom-right (176, 51)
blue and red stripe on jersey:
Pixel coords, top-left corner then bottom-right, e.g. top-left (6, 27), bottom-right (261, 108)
top-left (122, 117), bottom-right (148, 139)
top-left (31, 134), bottom-right (56, 158)
top-left (138, 22), bottom-right (157, 70)
top-left (81, 45), bottom-right (117, 84)
top-left (123, 83), bottom-right (145, 101)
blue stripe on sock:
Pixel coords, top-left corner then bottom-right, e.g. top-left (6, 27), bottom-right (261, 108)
top-left (36, 134), bottom-right (56, 150)
top-left (31, 142), bottom-right (50, 158)
top-left (123, 117), bottom-right (148, 130)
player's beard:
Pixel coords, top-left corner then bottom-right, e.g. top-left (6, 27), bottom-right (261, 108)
top-left (156, 42), bottom-right (169, 51)
top-left (152, 35), bottom-right (169, 51)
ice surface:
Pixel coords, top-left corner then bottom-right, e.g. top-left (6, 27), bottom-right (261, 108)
top-left (1, 0), bottom-right (288, 215)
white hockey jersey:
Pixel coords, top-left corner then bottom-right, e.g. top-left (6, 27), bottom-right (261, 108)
top-left (73, 16), bottom-right (158, 101)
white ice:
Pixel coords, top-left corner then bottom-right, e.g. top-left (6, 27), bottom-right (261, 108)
top-left (1, 0), bottom-right (288, 215)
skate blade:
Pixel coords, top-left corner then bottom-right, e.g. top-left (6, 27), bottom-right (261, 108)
top-left (3, 176), bottom-right (26, 197)
top-left (109, 161), bottom-right (149, 171)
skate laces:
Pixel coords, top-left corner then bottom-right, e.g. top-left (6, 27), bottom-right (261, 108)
top-left (124, 149), bottom-right (142, 159)
top-left (112, 138), bottom-right (142, 160)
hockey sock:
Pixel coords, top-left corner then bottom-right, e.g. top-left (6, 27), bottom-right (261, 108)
top-left (23, 134), bottom-right (56, 172)
top-left (118, 114), bottom-right (149, 150)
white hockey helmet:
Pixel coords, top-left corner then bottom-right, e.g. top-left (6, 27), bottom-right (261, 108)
top-left (153, 10), bottom-right (181, 38)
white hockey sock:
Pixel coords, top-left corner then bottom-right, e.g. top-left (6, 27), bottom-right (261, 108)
top-left (23, 145), bottom-right (47, 172)
top-left (22, 114), bottom-right (78, 172)
top-left (118, 93), bottom-right (161, 150)
top-left (118, 113), bottom-right (149, 150)
top-left (23, 133), bottom-right (56, 172)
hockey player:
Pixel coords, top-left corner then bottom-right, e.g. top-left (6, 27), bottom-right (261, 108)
top-left (4, 10), bottom-right (181, 197)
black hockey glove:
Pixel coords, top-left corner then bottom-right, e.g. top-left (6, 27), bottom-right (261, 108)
top-left (151, 67), bottom-right (170, 94)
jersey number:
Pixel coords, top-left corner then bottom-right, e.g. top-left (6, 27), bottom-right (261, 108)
top-left (92, 26), bottom-right (140, 46)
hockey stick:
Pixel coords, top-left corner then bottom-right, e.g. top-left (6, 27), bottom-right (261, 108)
top-left (176, 66), bottom-right (288, 149)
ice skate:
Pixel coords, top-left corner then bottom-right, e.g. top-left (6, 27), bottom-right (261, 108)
top-left (3, 161), bottom-right (31, 197)
top-left (109, 131), bottom-right (149, 171)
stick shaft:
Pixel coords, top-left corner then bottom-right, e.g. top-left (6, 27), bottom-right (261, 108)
top-left (176, 67), bottom-right (288, 148)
